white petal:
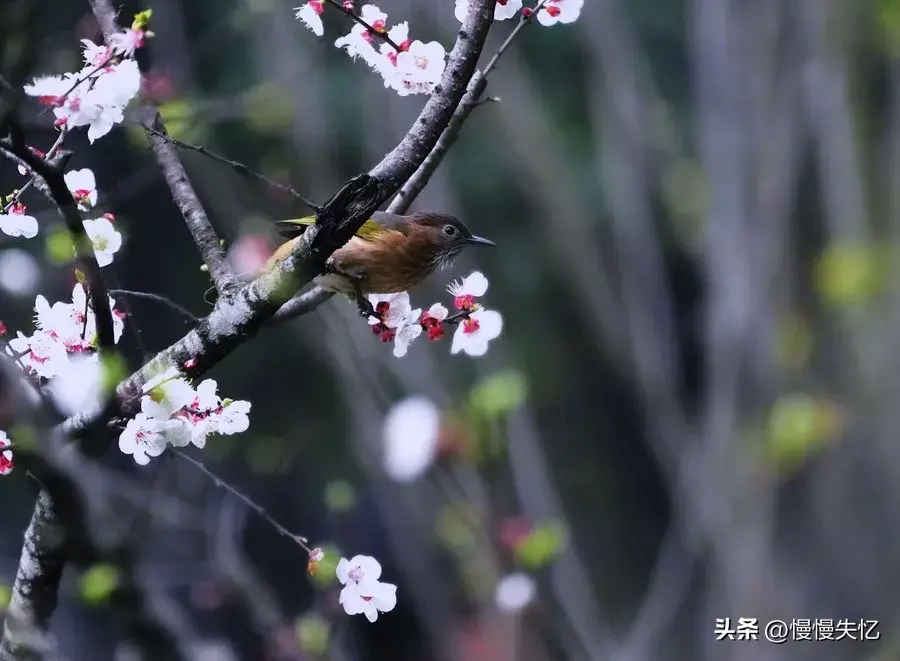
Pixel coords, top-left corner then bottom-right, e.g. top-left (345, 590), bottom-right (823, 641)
top-left (427, 303), bottom-right (448, 321)
top-left (353, 555), bottom-right (382, 582)
top-left (473, 309), bottom-right (503, 341)
top-left (363, 603), bottom-right (378, 622)
top-left (336, 558), bottom-right (351, 585)
top-left (339, 587), bottom-right (365, 615)
top-left (462, 271), bottom-right (488, 296)
top-left (367, 581), bottom-right (397, 612)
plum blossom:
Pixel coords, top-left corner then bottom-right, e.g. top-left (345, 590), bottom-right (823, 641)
top-left (295, 1), bottom-right (325, 36)
top-left (67, 284), bottom-right (126, 347)
top-left (334, 4), bottom-right (388, 66)
top-left (537, 0), bottom-right (584, 26)
top-left (0, 431), bottom-right (13, 476)
top-left (64, 168), bottom-right (98, 211)
top-left (451, 308), bottom-right (503, 357)
top-left (119, 371), bottom-right (253, 461)
top-left (108, 28), bottom-right (148, 58)
top-left (337, 555), bottom-right (398, 622)
top-left (381, 396), bottom-right (441, 482)
top-left (48, 353), bottom-right (104, 416)
top-left (8, 330), bottom-right (69, 379)
top-left (83, 216), bottom-right (123, 267)
top-left (141, 366), bottom-right (195, 420)
top-left (25, 55), bottom-right (142, 143)
top-left (80, 39), bottom-right (113, 70)
top-left (118, 413), bottom-right (172, 465)
top-left (0, 204), bottom-right (38, 239)
top-left (455, 0), bottom-right (523, 23)
top-left (22, 75), bottom-right (74, 106)
top-left (420, 303), bottom-right (448, 340)
top-left (367, 292), bottom-right (421, 357)
top-left (388, 40), bottom-right (446, 96)
top-left (447, 271), bottom-right (489, 311)
top-left (493, 573), bottom-right (536, 613)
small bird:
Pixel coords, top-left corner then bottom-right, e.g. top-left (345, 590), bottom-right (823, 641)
top-left (267, 211), bottom-right (495, 315)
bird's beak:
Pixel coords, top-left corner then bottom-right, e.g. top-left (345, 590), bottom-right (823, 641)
top-left (466, 235), bottom-right (496, 247)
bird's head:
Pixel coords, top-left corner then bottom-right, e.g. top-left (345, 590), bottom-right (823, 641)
top-left (406, 212), bottom-right (495, 270)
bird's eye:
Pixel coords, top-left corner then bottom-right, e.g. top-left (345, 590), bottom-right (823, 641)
top-left (442, 224), bottom-right (457, 237)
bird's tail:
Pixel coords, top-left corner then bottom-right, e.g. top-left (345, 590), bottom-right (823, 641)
top-left (275, 216), bottom-right (316, 239)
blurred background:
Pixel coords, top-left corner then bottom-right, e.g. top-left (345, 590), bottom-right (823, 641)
top-left (1, 0), bottom-right (899, 659)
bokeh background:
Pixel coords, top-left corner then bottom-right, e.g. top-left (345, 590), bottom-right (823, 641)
top-left (2, 0), bottom-right (900, 659)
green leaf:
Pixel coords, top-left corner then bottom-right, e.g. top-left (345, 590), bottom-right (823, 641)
top-left (0, 583), bottom-right (11, 610)
top-left (515, 522), bottom-right (567, 570)
top-left (766, 394), bottom-right (840, 473)
top-left (814, 242), bottom-right (888, 308)
top-left (435, 504), bottom-right (479, 553)
top-left (295, 614), bottom-right (330, 654)
top-left (468, 370), bottom-right (528, 420)
top-left (99, 352), bottom-right (128, 397)
top-left (78, 564), bottom-right (120, 605)
top-left (323, 480), bottom-right (356, 513)
top-left (45, 226), bottom-right (74, 265)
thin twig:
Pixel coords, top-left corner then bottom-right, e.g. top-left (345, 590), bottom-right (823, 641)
top-left (3, 130), bottom-right (67, 213)
top-left (109, 289), bottom-right (199, 324)
top-left (387, 2), bottom-right (543, 213)
top-left (171, 448), bottom-right (312, 552)
top-left (89, 0), bottom-right (238, 297)
top-left (0, 134), bottom-right (116, 351)
top-left (142, 126), bottom-right (320, 211)
top-left (324, 0), bottom-right (403, 52)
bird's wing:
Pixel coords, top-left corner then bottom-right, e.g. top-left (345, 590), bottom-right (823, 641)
top-left (277, 213), bottom-right (410, 241)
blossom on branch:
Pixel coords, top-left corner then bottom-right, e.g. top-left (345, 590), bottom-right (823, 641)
top-left (0, 204), bottom-right (38, 239)
top-left (0, 431), bottom-right (13, 476)
top-left (337, 555), bottom-right (398, 622)
top-left (536, 0), bottom-right (584, 26)
top-left (23, 40), bottom-right (143, 143)
top-left (82, 215), bottom-right (123, 267)
top-left (117, 366), bottom-right (253, 464)
top-left (295, 1), bottom-right (325, 36)
top-left (64, 168), bottom-right (98, 211)
top-left (451, 308), bottom-right (503, 357)
top-left (455, 0), bottom-right (523, 23)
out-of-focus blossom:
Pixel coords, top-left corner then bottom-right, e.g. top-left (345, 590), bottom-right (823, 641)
top-left (0, 249), bottom-right (39, 297)
top-left (336, 555), bottom-right (397, 622)
top-left (381, 396), bottom-right (441, 482)
top-left (493, 573), bottom-right (536, 613)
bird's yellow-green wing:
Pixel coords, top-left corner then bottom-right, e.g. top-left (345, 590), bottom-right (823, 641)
top-left (276, 215), bottom-right (401, 241)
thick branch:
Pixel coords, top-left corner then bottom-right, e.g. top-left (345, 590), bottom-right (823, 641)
top-left (10, 2), bottom-right (494, 648)
top-left (89, 0), bottom-right (238, 296)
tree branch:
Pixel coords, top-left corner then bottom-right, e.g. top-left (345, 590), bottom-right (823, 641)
top-left (7, 2), bottom-right (496, 651)
top-left (388, 2), bottom-right (543, 213)
top-left (0, 134), bottom-right (116, 352)
top-left (89, 0), bottom-right (238, 297)
top-left (141, 126), bottom-right (320, 211)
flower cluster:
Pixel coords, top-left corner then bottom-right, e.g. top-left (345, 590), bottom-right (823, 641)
top-left (1, 167), bottom-right (123, 267)
top-left (118, 366), bottom-right (251, 465)
top-left (367, 271), bottom-right (503, 358)
top-left (295, 3), bottom-right (447, 96)
top-left (0, 431), bottom-right (13, 476)
top-left (7, 284), bottom-right (126, 380)
top-left (455, 0), bottom-right (584, 26)
top-left (336, 555), bottom-right (397, 622)
top-left (21, 12), bottom-right (150, 142)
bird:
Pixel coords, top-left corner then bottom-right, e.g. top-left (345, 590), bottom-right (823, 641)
top-left (267, 211), bottom-right (495, 316)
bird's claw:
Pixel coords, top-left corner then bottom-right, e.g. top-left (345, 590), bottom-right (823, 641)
top-left (357, 297), bottom-right (377, 319)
